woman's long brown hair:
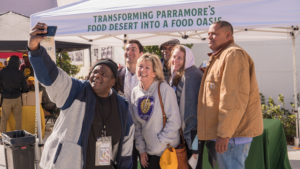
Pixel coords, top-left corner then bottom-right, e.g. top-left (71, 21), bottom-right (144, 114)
top-left (168, 45), bottom-right (186, 86)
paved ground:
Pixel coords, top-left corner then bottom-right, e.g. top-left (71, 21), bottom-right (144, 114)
top-left (1, 123), bottom-right (300, 169)
top-left (0, 120), bottom-right (54, 169)
top-left (288, 145), bottom-right (300, 169)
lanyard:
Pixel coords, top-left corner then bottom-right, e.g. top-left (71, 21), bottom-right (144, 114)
top-left (94, 95), bottom-right (114, 138)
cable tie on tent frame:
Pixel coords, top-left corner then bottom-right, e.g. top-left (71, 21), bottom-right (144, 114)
top-left (291, 26), bottom-right (299, 31)
top-left (290, 32), bottom-right (295, 37)
top-left (123, 34), bottom-right (128, 44)
top-left (182, 34), bottom-right (189, 39)
top-left (289, 26), bottom-right (299, 37)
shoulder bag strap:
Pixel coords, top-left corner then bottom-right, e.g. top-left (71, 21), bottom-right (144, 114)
top-left (158, 81), bottom-right (185, 144)
top-left (158, 82), bottom-right (167, 128)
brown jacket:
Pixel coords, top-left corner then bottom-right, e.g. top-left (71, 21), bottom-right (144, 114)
top-left (197, 42), bottom-right (263, 140)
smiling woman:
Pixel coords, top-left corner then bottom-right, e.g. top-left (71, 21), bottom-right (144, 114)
top-left (168, 45), bottom-right (203, 161)
top-left (136, 53), bottom-right (164, 90)
top-left (130, 53), bottom-right (181, 169)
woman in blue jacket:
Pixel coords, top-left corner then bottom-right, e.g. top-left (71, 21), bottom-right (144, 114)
top-left (168, 45), bottom-right (203, 158)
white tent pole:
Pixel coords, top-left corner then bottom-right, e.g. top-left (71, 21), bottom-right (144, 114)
top-left (34, 73), bottom-right (43, 143)
top-left (89, 47), bottom-right (92, 67)
top-left (291, 30), bottom-right (300, 147)
top-left (34, 72), bottom-right (43, 169)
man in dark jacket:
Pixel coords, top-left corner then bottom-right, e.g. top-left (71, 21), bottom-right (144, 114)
top-left (114, 40), bottom-right (143, 102)
top-left (114, 39), bottom-right (143, 169)
top-left (0, 55), bottom-right (28, 133)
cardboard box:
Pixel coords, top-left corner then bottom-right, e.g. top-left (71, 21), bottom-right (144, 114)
top-left (22, 91), bottom-right (42, 106)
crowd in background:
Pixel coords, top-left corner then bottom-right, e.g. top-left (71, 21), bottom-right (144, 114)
top-left (0, 53), bottom-right (59, 138)
top-left (0, 20), bottom-right (263, 169)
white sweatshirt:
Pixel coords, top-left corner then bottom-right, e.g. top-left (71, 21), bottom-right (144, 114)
top-left (130, 81), bottom-right (181, 156)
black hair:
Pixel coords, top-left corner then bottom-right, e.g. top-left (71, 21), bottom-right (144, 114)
top-left (87, 58), bottom-right (118, 80)
top-left (8, 55), bottom-right (20, 69)
top-left (214, 20), bottom-right (234, 34)
top-left (128, 39), bottom-right (144, 53)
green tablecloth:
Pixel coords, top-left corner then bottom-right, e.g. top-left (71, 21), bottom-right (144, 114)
top-left (203, 119), bottom-right (291, 169)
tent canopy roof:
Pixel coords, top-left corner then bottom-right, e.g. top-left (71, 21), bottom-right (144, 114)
top-left (30, 0), bottom-right (300, 46)
top-left (0, 40), bottom-right (91, 52)
top-left (1, 11), bottom-right (30, 41)
top-left (0, 11), bottom-right (90, 51)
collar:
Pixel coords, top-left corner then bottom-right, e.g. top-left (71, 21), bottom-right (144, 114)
top-left (125, 67), bottom-right (135, 76)
top-left (139, 80), bottom-right (159, 94)
top-left (207, 40), bottom-right (234, 59)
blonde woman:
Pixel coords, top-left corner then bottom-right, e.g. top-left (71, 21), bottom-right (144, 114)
top-left (168, 45), bottom-right (203, 159)
top-left (130, 53), bottom-right (181, 169)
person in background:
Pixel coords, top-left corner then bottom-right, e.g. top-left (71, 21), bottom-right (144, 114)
top-left (115, 40), bottom-right (144, 102)
top-left (0, 62), bottom-right (4, 111)
top-left (197, 20), bottom-right (263, 169)
top-left (130, 53), bottom-right (181, 169)
top-left (26, 76), bottom-right (36, 91)
top-left (41, 85), bottom-right (60, 121)
top-left (160, 39), bottom-right (180, 81)
top-left (0, 62), bottom-right (3, 108)
top-left (3, 61), bottom-right (8, 67)
top-left (199, 60), bottom-right (209, 73)
top-left (0, 62), bottom-right (4, 71)
top-left (19, 53), bottom-right (34, 78)
top-left (168, 45), bottom-right (203, 161)
top-left (0, 55), bottom-right (28, 133)
top-left (114, 39), bottom-right (144, 169)
top-left (28, 22), bottom-right (134, 169)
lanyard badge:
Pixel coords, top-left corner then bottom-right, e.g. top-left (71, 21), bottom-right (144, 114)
top-left (95, 125), bottom-right (112, 166)
top-left (95, 136), bottom-right (112, 166)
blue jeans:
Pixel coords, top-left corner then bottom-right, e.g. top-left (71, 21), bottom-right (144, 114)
top-left (216, 142), bottom-right (251, 169)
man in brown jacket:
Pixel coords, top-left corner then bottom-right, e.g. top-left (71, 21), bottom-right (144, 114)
top-left (197, 21), bottom-right (263, 169)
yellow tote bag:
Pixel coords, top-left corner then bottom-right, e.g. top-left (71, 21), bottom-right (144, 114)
top-left (159, 147), bottom-right (178, 169)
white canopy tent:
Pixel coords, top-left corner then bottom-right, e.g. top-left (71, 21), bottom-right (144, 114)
top-left (30, 0), bottom-right (300, 45)
top-left (30, 0), bottom-right (300, 146)
top-left (0, 11), bottom-right (91, 52)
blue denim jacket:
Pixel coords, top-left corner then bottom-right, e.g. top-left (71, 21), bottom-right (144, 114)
top-left (182, 66), bottom-right (202, 149)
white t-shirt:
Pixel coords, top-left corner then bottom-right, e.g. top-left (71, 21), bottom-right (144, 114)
top-left (124, 68), bottom-right (139, 102)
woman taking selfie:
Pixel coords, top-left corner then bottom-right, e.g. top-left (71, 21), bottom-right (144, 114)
top-left (168, 45), bottom-right (203, 157)
top-left (130, 53), bottom-right (181, 169)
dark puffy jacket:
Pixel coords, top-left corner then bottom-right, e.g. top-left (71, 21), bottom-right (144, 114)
top-left (0, 56), bottom-right (28, 99)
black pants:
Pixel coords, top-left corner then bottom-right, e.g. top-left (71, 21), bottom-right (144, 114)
top-left (196, 141), bottom-right (217, 169)
top-left (141, 154), bottom-right (161, 169)
top-left (132, 141), bottom-right (139, 169)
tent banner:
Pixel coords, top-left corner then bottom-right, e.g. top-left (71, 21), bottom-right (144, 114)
top-left (87, 6), bottom-right (221, 32)
top-left (30, 0), bottom-right (300, 36)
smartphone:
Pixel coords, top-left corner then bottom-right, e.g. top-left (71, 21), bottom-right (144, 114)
top-left (39, 26), bottom-right (57, 36)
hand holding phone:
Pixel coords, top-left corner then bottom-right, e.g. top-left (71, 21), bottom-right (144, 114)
top-left (38, 26), bottom-right (57, 36)
top-left (29, 23), bottom-right (55, 50)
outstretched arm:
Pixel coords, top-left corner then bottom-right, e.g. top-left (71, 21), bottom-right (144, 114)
top-left (28, 23), bottom-right (84, 109)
